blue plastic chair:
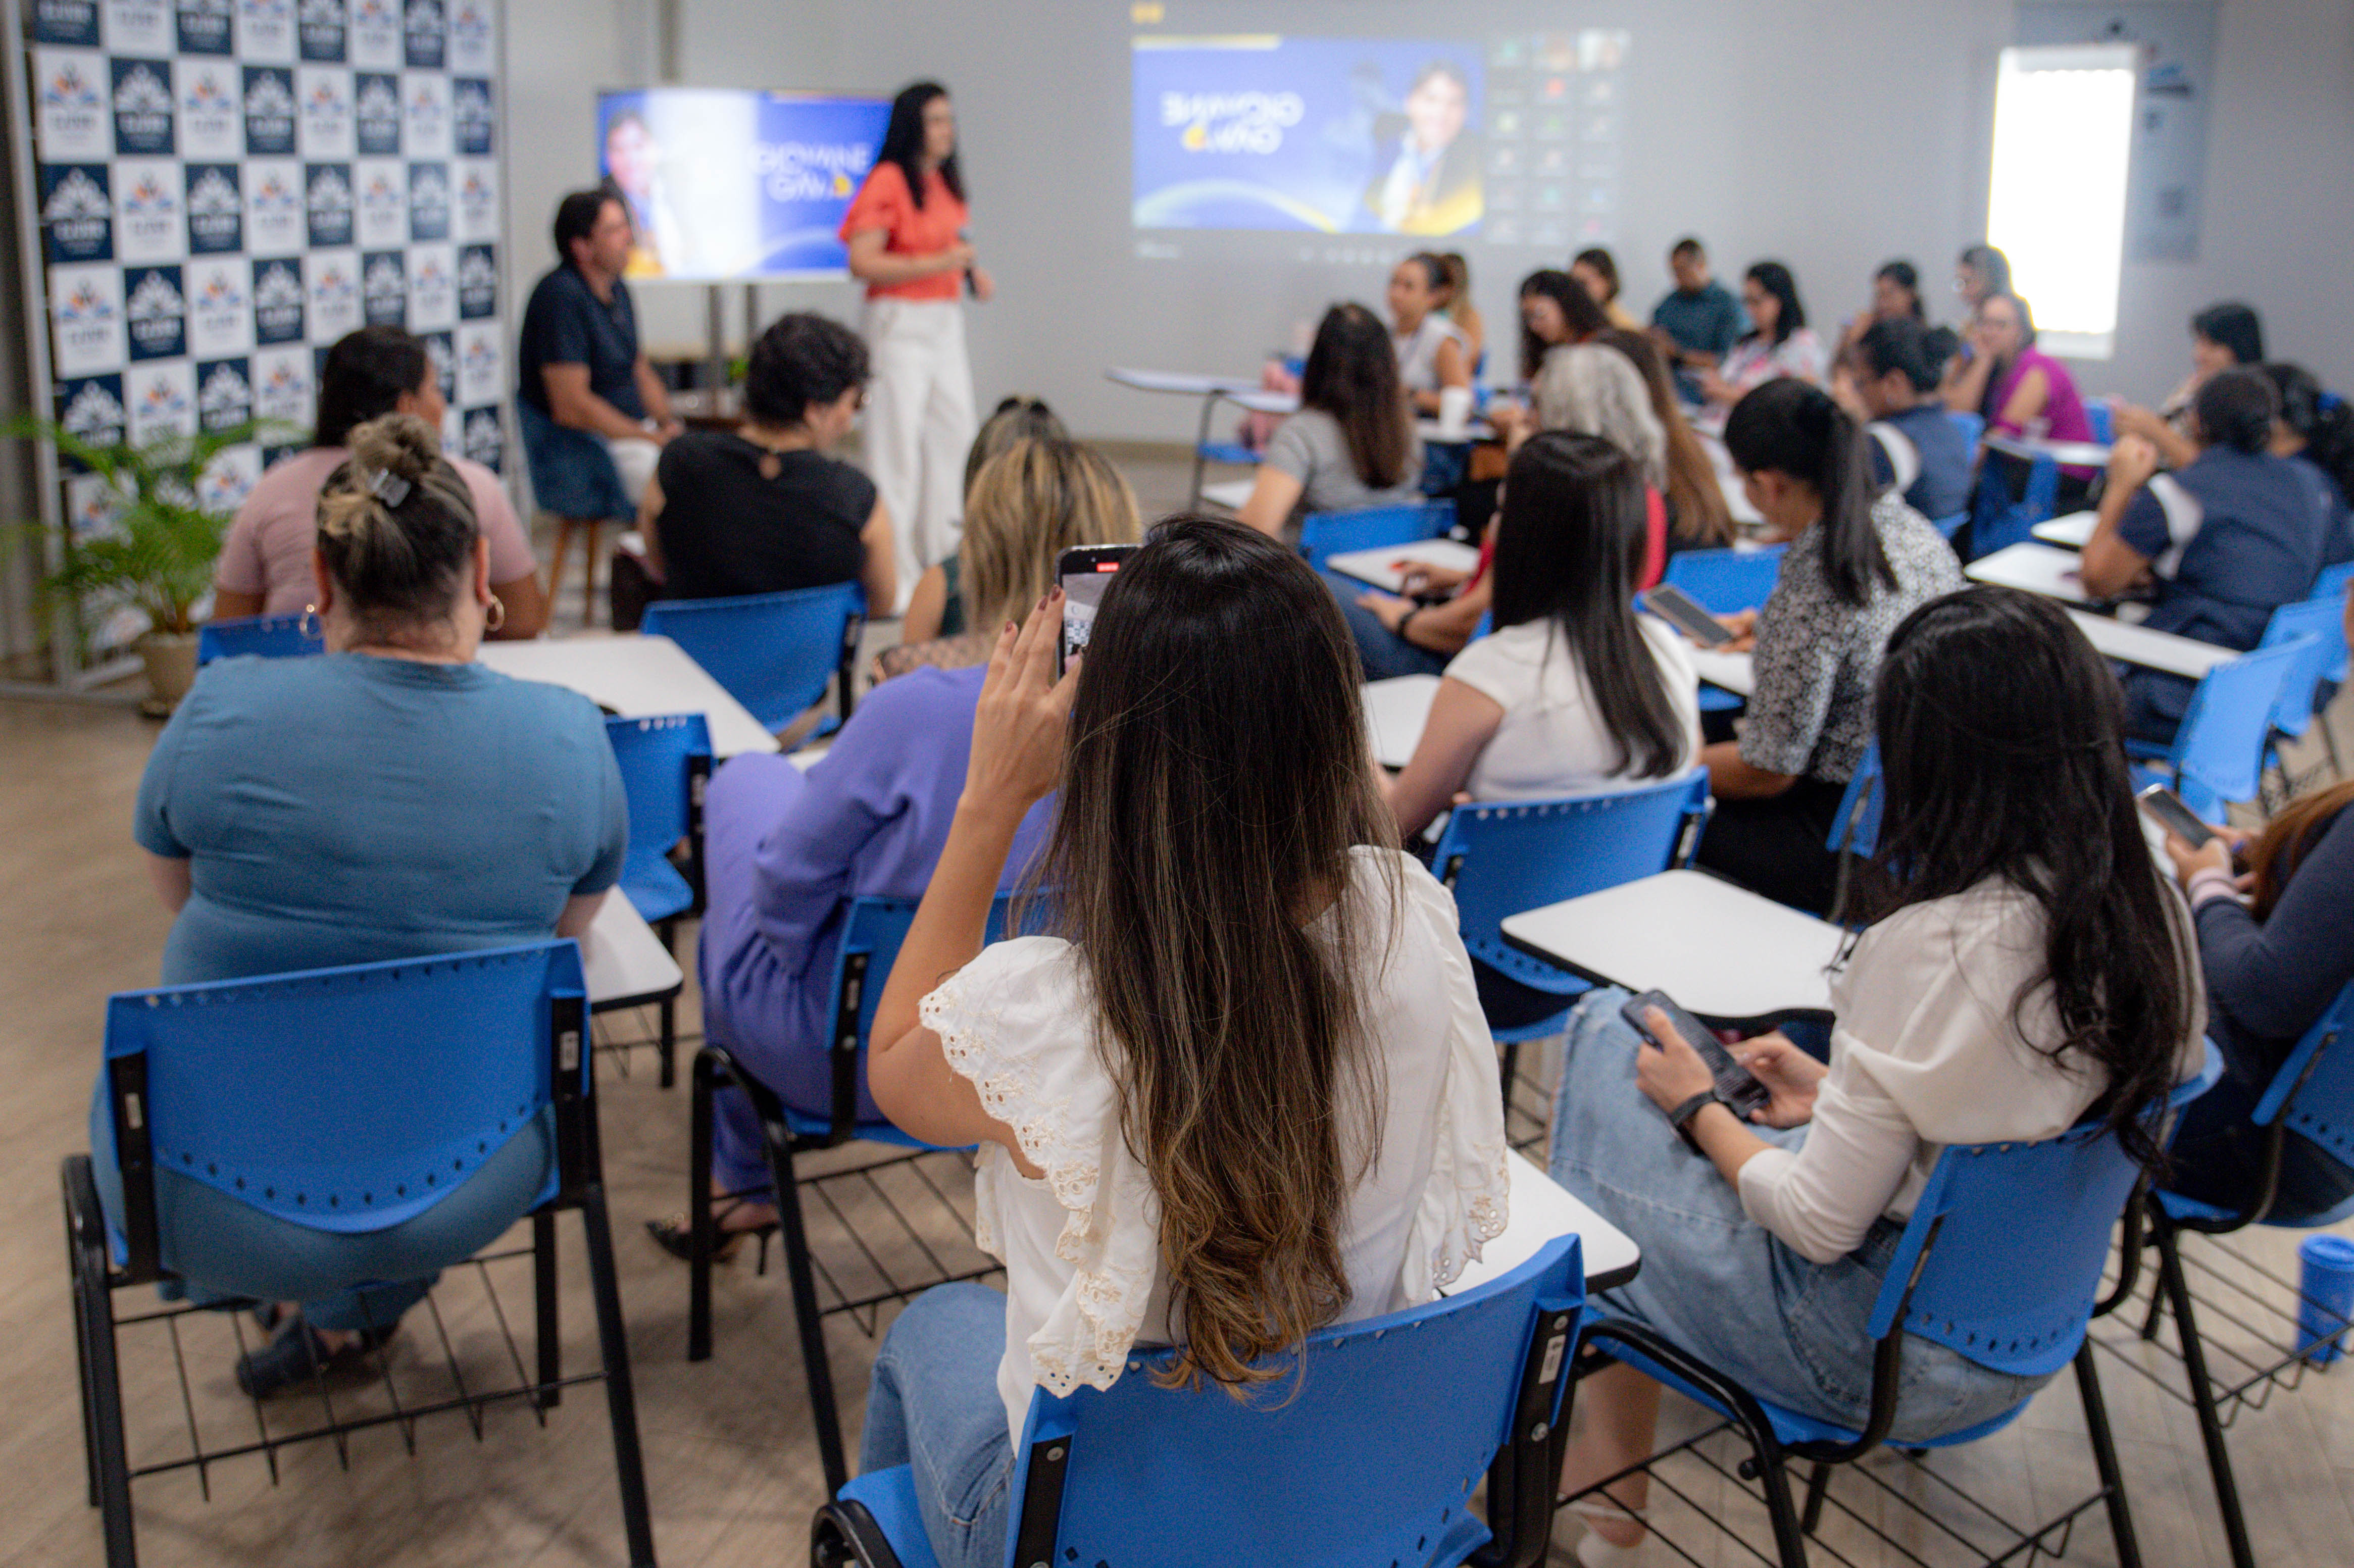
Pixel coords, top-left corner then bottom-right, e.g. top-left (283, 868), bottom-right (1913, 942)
top-left (1822, 742), bottom-right (1885, 924)
top-left (1661, 544), bottom-right (1787, 614)
top-left (815, 1236), bottom-right (1586, 1568)
top-left (195, 612), bottom-right (323, 665)
top-left (640, 582), bottom-right (863, 737)
top-left (687, 892), bottom-right (1024, 1491)
top-left (2087, 401), bottom-right (2117, 444)
top-left (1576, 1053), bottom-right (2218, 1568)
top-left (1297, 498), bottom-right (1457, 574)
top-left (2127, 638), bottom-right (2317, 818)
top-left (1947, 410), bottom-right (1985, 449)
top-left (2256, 598), bottom-right (2345, 756)
top-left (1929, 510), bottom-right (1968, 544)
top-left (2139, 985), bottom-right (2354, 1568)
top-left (604, 711), bottom-right (712, 1087)
top-left (63, 941), bottom-right (655, 1568)
top-left (2315, 559), bottom-right (2354, 609)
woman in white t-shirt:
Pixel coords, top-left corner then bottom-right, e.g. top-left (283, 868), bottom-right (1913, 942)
top-left (856, 518), bottom-right (1510, 1568)
top-left (1386, 430), bottom-right (1699, 840)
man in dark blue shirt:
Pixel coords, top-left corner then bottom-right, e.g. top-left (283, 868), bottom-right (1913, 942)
top-left (515, 187), bottom-right (679, 520)
top-left (1649, 237), bottom-right (1746, 404)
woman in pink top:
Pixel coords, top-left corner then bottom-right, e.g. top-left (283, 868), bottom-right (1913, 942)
top-left (1966, 291), bottom-right (2099, 508)
top-left (212, 326), bottom-right (545, 638)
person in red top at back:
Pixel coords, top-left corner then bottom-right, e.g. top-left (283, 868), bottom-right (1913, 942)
top-left (841, 81), bottom-right (991, 613)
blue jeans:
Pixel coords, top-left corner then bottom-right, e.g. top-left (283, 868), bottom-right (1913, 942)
top-left (861, 1283), bottom-right (1016, 1568)
top-left (515, 397), bottom-right (633, 520)
top-left (1324, 572), bottom-right (1451, 681)
top-left (1547, 989), bottom-right (2047, 1440)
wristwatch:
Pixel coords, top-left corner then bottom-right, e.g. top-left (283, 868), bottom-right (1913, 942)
top-left (1668, 1089), bottom-right (1726, 1150)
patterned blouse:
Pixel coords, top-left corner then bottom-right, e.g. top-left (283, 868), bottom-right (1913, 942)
top-left (1742, 493), bottom-right (1967, 785)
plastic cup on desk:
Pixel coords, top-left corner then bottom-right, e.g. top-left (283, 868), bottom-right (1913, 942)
top-left (1437, 386), bottom-right (1474, 440)
top-left (2296, 1235), bottom-right (2354, 1363)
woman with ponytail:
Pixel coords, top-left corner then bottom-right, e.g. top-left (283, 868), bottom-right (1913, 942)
top-left (121, 413), bottom-right (628, 1398)
top-left (1688, 378), bottom-right (1965, 915)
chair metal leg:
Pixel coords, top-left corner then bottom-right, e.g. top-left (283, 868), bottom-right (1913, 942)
top-left (2155, 1218), bottom-right (2257, 1568)
top-left (767, 1135), bottom-right (852, 1496)
top-left (534, 1210), bottom-right (562, 1410)
top-left (1798, 1460), bottom-right (1832, 1536)
top-left (577, 1184), bottom-right (660, 1567)
top-left (687, 1051), bottom-right (718, 1362)
top-left (2073, 1340), bottom-right (2143, 1568)
top-left (579, 520), bottom-right (603, 628)
top-left (64, 1161), bottom-right (138, 1567)
top-left (64, 1186), bottom-right (101, 1510)
top-left (1498, 1039), bottom-right (1521, 1119)
top-left (656, 916), bottom-right (680, 1090)
top-left (1750, 1431), bottom-right (1812, 1568)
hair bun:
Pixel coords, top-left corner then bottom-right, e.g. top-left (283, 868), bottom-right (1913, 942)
top-left (345, 411), bottom-right (442, 482)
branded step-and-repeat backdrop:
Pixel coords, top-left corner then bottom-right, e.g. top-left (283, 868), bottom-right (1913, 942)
top-left (17, 0), bottom-right (509, 651)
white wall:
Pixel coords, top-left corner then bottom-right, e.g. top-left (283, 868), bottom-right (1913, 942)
top-left (500, 0), bottom-right (2354, 443)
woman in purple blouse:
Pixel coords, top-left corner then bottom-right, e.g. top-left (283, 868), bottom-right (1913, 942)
top-left (647, 660), bottom-right (1057, 1255)
top-left (1958, 291), bottom-right (2098, 513)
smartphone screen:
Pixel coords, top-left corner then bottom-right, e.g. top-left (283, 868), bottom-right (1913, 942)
top-left (1058, 544), bottom-right (1137, 675)
top-left (2136, 783), bottom-right (2215, 847)
top-left (1619, 989), bottom-right (1772, 1120)
top-left (1642, 584), bottom-right (1734, 647)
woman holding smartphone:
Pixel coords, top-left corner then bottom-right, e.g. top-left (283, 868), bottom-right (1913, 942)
top-left (1549, 587), bottom-right (2206, 1565)
top-left (849, 519), bottom-right (1510, 1568)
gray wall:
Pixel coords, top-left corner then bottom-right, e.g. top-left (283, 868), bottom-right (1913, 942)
top-left (498, 0), bottom-right (2354, 443)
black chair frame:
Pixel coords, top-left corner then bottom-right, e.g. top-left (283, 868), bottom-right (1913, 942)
top-left (63, 992), bottom-right (658, 1567)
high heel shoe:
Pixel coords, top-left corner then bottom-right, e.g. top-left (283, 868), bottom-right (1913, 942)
top-left (645, 1200), bottom-right (780, 1274)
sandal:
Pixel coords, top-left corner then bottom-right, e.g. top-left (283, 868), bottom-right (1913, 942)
top-left (234, 1318), bottom-right (395, 1399)
top-left (645, 1200), bottom-right (779, 1273)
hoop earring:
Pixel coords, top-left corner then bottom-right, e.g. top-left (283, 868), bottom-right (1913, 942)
top-left (483, 594), bottom-right (506, 633)
top-left (299, 603), bottom-right (319, 639)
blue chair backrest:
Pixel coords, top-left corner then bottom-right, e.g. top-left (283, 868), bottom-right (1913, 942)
top-left (2259, 599), bottom-right (2345, 737)
top-left (196, 612), bottom-right (323, 665)
top-left (1003, 1235), bottom-right (1583, 1568)
top-left (1968, 450), bottom-right (2062, 559)
top-left (821, 893), bottom-right (1022, 1132)
top-left (1297, 499), bottom-right (1455, 573)
top-left (1662, 545), bottom-right (1787, 614)
top-left (102, 940), bottom-right (587, 1264)
top-left (1929, 511), bottom-right (1968, 543)
top-left (639, 583), bottom-right (862, 732)
top-left (603, 712), bottom-right (711, 921)
top-left (1430, 769), bottom-right (1712, 992)
top-left (1825, 741), bottom-right (1884, 858)
top-left (2168, 637), bottom-right (2316, 817)
top-left (1869, 1055), bottom-right (2216, 1377)
top-left (2085, 401), bottom-right (2116, 444)
top-left (2249, 982), bottom-right (2354, 1174)
top-left (1947, 410), bottom-right (1985, 449)
top-left (2316, 560), bottom-right (2354, 603)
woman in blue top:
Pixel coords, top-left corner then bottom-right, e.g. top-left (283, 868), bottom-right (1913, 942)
top-left (2082, 369), bottom-right (2336, 740)
top-left (1844, 317), bottom-right (1972, 524)
top-left (121, 413), bottom-right (628, 1397)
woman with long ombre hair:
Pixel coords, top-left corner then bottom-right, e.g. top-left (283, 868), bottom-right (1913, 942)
top-left (856, 517), bottom-right (1510, 1568)
top-left (1237, 301), bottom-right (1423, 536)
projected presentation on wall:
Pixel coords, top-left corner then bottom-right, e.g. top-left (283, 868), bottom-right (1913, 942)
top-left (595, 89), bottom-right (891, 281)
top-left (1131, 26), bottom-right (1629, 254)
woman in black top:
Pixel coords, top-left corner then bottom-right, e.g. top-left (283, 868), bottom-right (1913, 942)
top-left (641, 311), bottom-right (897, 610)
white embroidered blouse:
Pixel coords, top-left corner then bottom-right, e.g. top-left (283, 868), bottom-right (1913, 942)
top-left (919, 847), bottom-right (1512, 1445)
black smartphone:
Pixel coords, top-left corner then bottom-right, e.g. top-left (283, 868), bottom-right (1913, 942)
top-left (2136, 783), bottom-right (2215, 847)
top-left (1620, 989), bottom-right (1773, 1122)
top-left (1642, 584), bottom-right (1735, 647)
top-left (1058, 544), bottom-right (1138, 675)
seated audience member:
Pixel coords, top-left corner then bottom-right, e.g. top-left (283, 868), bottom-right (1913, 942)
top-left (1339, 526), bottom-right (1495, 682)
top-left (879, 436), bottom-right (1141, 680)
top-left (2265, 363), bottom-right (2354, 564)
top-left (1573, 246), bottom-right (1641, 331)
top-left (1649, 237), bottom-right (1747, 401)
top-left (2081, 369), bottom-right (2335, 740)
top-left (1701, 262), bottom-right (1828, 408)
top-left (638, 312), bottom-right (895, 613)
top-left (1385, 431), bottom-right (1699, 856)
top-left (1388, 252), bottom-right (1473, 417)
top-left (1434, 251), bottom-right (1488, 369)
top-left (900, 396), bottom-right (1067, 645)
top-left (1838, 259), bottom-right (1926, 353)
top-left (2114, 302), bottom-right (2268, 470)
top-left (1844, 318), bottom-right (1973, 522)
top-left (1958, 291), bottom-right (2100, 511)
top-left (855, 520), bottom-right (1509, 1568)
top-left (1936, 242), bottom-right (2012, 408)
top-left (121, 414), bottom-right (626, 1397)
top-left (213, 326), bottom-right (546, 638)
top-left (1597, 327), bottom-right (1737, 552)
top-left (1238, 302), bottom-right (1426, 535)
top-left (1551, 586), bottom-right (2204, 1564)
top-left (1691, 379), bottom-right (1966, 916)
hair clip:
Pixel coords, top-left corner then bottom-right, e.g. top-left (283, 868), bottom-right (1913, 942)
top-left (366, 467), bottom-right (411, 508)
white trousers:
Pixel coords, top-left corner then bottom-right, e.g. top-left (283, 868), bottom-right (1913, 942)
top-left (862, 297), bottom-right (977, 612)
top-left (604, 433), bottom-right (662, 509)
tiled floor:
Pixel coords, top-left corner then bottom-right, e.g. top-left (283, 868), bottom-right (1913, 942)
top-left (6, 447), bottom-right (2353, 1565)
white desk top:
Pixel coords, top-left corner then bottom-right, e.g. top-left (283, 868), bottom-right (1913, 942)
top-left (582, 895), bottom-right (683, 1012)
top-left (1362, 674), bottom-right (1439, 769)
top-left (1218, 389), bottom-right (1493, 443)
top-left (2068, 609), bottom-right (2235, 679)
top-left (1501, 869), bottom-right (1845, 1028)
top-left (1200, 477), bottom-right (1256, 512)
top-left (1325, 538), bottom-right (1482, 593)
top-left (1965, 541), bottom-right (2096, 606)
top-left (477, 634), bottom-right (779, 760)
top-left (1686, 647), bottom-right (1755, 697)
top-left (1448, 1150), bottom-right (1641, 1294)
top-left (2031, 511), bottom-right (2097, 549)
top-left (1986, 433), bottom-right (2111, 469)
top-left (1105, 366), bottom-right (1264, 397)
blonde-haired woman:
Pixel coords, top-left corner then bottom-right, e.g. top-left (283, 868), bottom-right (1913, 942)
top-left (878, 434), bottom-right (1139, 679)
top-left (118, 413), bottom-right (627, 1398)
top-left (898, 396), bottom-right (1068, 645)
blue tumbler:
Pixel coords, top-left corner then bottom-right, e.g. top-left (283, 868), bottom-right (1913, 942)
top-left (2295, 1235), bottom-right (2354, 1364)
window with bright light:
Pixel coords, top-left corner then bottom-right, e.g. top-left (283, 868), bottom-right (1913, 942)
top-left (1986, 43), bottom-right (2139, 360)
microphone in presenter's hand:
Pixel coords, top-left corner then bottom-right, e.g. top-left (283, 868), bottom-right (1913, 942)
top-left (959, 228), bottom-right (977, 298)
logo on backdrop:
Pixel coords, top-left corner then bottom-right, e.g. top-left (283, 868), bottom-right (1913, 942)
top-left (354, 72), bottom-right (399, 152)
top-left (185, 162), bottom-right (241, 251)
top-left (112, 59), bottom-right (176, 155)
top-left (107, 0), bottom-right (174, 53)
top-left (253, 256), bottom-right (305, 342)
top-left (462, 406), bottom-right (500, 471)
top-left (176, 57), bottom-right (241, 157)
top-left (185, 256), bottom-right (252, 357)
top-left (402, 0), bottom-right (443, 67)
top-left (58, 376), bottom-right (128, 451)
top-left (298, 0), bottom-right (346, 60)
top-left (408, 245), bottom-right (454, 327)
top-left (243, 65), bottom-right (296, 154)
top-left (360, 249), bottom-right (405, 326)
top-left (404, 73), bottom-right (448, 157)
top-left (455, 322), bottom-right (499, 402)
top-left (299, 66), bottom-right (354, 156)
top-left (454, 160), bottom-right (495, 239)
top-left (126, 362), bottom-right (197, 446)
top-left (347, 0), bottom-right (399, 66)
top-left (251, 345), bottom-right (312, 423)
top-left (407, 162), bottom-right (449, 239)
top-left (124, 265), bottom-right (187, 359)
top-left (456, 242), bottom-right (495, 318)
top-left (33, 0), bottom-right (101, 45)
top-left (197, 442), bottom-right (264, 511)
top-left (452, 76), bottom-right (491, 155)
top-left (238, 0), bottom-right (296, 59)
top-left (51, 265), bottom-right (127, 375)
top-left (307, 249), bottom-right (360, 336)
top-left (305, 162), bottom-right (353, 245)
top-left (196, 358), bottom-right (252, 432)
top-left (39, 165), bottom-right (113, 264)
top-left (35, 52), bottom-right (109, 158)
top-left (446, 0), bottom-right (490, 70)
top-left (115, 161), bottom-right (184, 263)
top-left (354, 160), bottom-right (404, 245)
top-left (246, 162), bottom-right (304, 251)
top-left (176, 0), bottom-right (233, 54)
top-left (422, 330), bottom-right (454, 397)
